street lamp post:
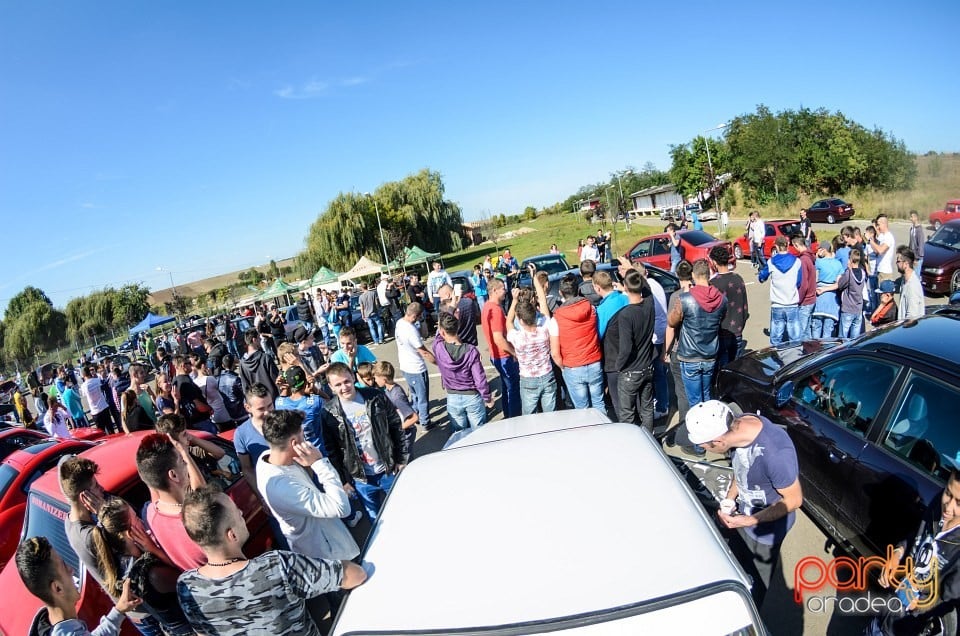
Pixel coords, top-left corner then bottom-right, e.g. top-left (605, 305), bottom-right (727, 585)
top-left (615, 169), bottom-right (633, 230)
top-left (364, 193), bottom-right (392, 275)
top-left (606, 186), bottom-right (618, 258)
top-left (702, 123), bottom-right (728, 212)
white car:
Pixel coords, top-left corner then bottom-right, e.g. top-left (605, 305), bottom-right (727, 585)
top-left (332, 414), bottom-right (765, 635)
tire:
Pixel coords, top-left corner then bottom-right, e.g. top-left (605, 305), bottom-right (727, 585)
top-left (935, 220), bottom-right (943, 231)
top-left (827, 213), bottom-right (836, 224)
top-left (952, 270), bottom-right (960, 294)
top-left (734, 244), bottom-right (743, 260)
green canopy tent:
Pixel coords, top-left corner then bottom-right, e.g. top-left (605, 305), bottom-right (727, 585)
top-left (309, 266), bottom-right (341, 287)
top-left (387, 245), bottom-right (442, 272)
top-left (257, 278), bottom-right (300, 307)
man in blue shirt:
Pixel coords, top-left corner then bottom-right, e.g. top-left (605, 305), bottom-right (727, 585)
top-left (329, 327), bottom-right (376, 371)
top-left (594, 271), bottom-right (628, 338)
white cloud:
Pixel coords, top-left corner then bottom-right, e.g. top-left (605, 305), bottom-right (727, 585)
top-left (341, 76), bottom-right (369, 87)
top-left (274, 78), bottom-right (329, 99)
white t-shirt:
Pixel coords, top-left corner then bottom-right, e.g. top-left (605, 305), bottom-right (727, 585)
top-left (751, 219), bottom-right (765, 245)
top-left (339, 394), bottom-right (385, 475)
top-left (395, 319), bottom-right (426, 374)
top-left (80, 378), bottom-right (109, 415)
top-left (44, 410), bottom-right (73, 439)
top-left (876, 230), bottom-right (897, 274)
top-left (580, 245), bottom-right (599, 262)
top-left (376, 280), bottom-right (390, 306)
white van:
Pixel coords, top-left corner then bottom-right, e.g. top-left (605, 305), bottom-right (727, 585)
top-left (332, 415), bottom-right (765, 635)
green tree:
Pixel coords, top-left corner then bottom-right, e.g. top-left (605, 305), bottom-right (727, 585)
top-left (523, 206), bottom-right (537, 220)
top-left (4, 303), bottom-right (67, 362)
top-left (5, 286), bottom-right (52, 322)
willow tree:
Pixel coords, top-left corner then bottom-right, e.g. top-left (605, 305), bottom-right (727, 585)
top-left (299, 169), bottom-right (464, 273)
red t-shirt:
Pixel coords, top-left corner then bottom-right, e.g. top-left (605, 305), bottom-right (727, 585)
top-left (146, 502), bottom-right (206, 571)
top-left (481, 302), bottom-right (510, 360)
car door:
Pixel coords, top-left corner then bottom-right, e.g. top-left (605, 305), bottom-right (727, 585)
top-left (784, 356), bottom-right (902, 550)
top-left (847, 370), bottom-right (960, 556)
top-left (807, 201), bottom-right (827, 222)
top-left (649, 236), bottom-right (672, 269)
top-left (763, 223), bottom-right (776, 258)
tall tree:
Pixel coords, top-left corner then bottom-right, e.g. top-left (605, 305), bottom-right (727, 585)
top-left (5, 286), bottom-right (52, 322)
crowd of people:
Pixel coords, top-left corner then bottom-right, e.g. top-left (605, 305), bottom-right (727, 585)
top-left (7, 207), bottom-right (942, 634)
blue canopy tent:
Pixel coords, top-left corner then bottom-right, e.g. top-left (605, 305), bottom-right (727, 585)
top-left (129, 312), bottom-right (176, 334)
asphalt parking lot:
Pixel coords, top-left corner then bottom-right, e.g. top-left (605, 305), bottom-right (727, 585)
top-left (377, 218), bottom-right (943, 635)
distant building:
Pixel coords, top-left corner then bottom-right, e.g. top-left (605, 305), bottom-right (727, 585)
top-left (462, 222), bottom-right (485, 246)
top-left (628, 184), bottom-right (684, 216)
top-left (575, 197), bottom-right (603, 215)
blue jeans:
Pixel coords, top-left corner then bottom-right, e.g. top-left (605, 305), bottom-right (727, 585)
top-left (838, 311), bottom-right (863, 340)
top-left (680, 360), bottom-right (714, 408)
top-left (716, 334), bottom-right (742, 370)
top-left (769, 305), bottom-right (800, 346)
top-left (798, 303), bottom-right (815, 340)
top-left (447, 392), bottom-right (487, 431)
top-left (561, 361), bottom-right (604, 410)
top-left (519, 372), bottom-right (557, 415)
top-left (492, 356), bottom-right (521, 418)
top-left (402, 369), bottom-right (431, 429)
top-left (755, 244), bottom-right (767, 270)
top-left (652, 345), bottom-right (670, 414)
top-left (354, 471), bottom-right (397, 523)
top-left (365, 314), bottom-right (384, 344)
top-left (810, 316), bottom-right (837, 339)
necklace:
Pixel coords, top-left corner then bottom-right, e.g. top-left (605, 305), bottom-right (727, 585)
top-left (155, 500), bottom-right (181, 508)
top-left (206, 557), bottom-right (247, 567)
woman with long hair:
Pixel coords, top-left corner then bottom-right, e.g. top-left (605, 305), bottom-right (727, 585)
top-left (90, 498), bottom-right (195, 635)
top-left (121, 389), bottom-right (155, 435)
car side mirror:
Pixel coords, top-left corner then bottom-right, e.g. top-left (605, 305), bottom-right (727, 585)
top-left (776, 380), bottom-right (795, 408)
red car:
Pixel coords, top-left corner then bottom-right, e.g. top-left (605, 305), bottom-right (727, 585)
top-left (0, 432), bottom-right (95, 570)
top-left (625, 229), bottom-right (734, 269)
top-left (929, 199), bottom-right (960, 231)
top-left (732, 219), bottom-right (818, 260)
top-left (806, 198), bottom-right (855, 224)
top-left (0, 429), bottom-right (273, 635)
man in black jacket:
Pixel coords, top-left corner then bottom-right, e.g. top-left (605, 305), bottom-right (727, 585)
top-left (239, 329), bottom-right (280, 401)
top-left (296, 292), bottom-right (315, 330)
top-left (604, 270), bottom-right (655, 431)
top-left (321, 362), bottom-right (408, 523)
top-left (203, 338), bottom-right (228, 378)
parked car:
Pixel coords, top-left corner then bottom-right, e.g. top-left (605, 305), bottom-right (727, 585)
top-left (625, 230), bottom-right (735, 269)
top-left (732, 219), bottom-right (818, 260)
top-left (0, 429), bottom-right (273, 635)
top-left (920, 219), bottom-right (960, 295)
top-left (714, 313), bottom-right (960, 559)
top-left (805, 198), bottom-right (855, 224)
top-left (331, 413), bottom-right (764, 635)
top-left (86, 344), bottom-right (117, 362)
top-left (929, 199), bottom-right (960, 231)
top-left (117, 339), bottom-right (136, 353)
top-left (0, 436), bottom-right (95, 570)
top-left (447, 270), bottom-right (477, 298)
top-left (0, 428), bottom-right (49, 462)
top-left (0, 380), bottom-right (19, 419)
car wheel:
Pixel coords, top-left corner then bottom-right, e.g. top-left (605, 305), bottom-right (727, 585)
top-left (952, 270), bottom-right (960, 294)
top-left (734, 244), bottom-right (743, 260)
top-left (934, 220), bottom-right (943, 231)
top-left (827, 213), bottom-right (836, 224)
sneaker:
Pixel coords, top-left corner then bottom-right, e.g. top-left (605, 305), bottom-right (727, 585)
top-left (681, 444), bottom-right (707, 457)
top-left (345, 510), bottom-right (363, 528)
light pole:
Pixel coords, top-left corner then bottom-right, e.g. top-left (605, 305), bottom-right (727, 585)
top-left (702, 123), bottom-right (727, 211)
top-left (606, 186), bottom-right (618, 258)
top-left (156, 266), bottom-right (178, 297)
top-left (615, 169), bottom-right (633, 228)
top-left (364, 193), bottom-right (392, 275)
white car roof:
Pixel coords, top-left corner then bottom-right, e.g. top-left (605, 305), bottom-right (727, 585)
top-left (443, 408), bottom-right (611, 449)
top-left (332, 421), bottom-right (756, 635)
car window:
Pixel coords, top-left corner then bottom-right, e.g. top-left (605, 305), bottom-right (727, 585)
top-left (195, 438), bottom-right (243, 491)
top-left (23, 492), bottom-right (79, 573)
top-left (811, 201), bottom-right (826, 210)
top-left (0, 464), bottom-right (18, 500)
top-left (679, 230), bottom-right (716, 246)
top-left (651, 239), bottom-right (669, 256)
top-left (778, 222), bottom-right (800, 236)
top-left (0, 434), bottom-right (45, 461)
top-left (881, 373), bottom-right (960, 482)
top-left (765, 224), bottom-right (775, 237)
top-left (928, 225), bottom-right (960, 250)
top-left (793, 357), bottom-right (900, 436)
top-left (630, 240), bottom-right (652, 259)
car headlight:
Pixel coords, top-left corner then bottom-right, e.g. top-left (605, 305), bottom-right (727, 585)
top-left (923, 267), bottom-right (944, 275)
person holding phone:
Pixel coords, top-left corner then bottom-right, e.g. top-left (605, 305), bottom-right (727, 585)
top-left (869, 470), bottom-right (960, 635)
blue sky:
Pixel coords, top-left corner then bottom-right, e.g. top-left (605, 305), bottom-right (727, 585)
top-left (1, 0), bottom-right (957, 315)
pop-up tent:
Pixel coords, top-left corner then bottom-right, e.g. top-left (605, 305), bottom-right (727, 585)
top-left (257, 278), bottom-right (300, 306)
top-left (339, 256), bottom-right (386, 282)
top-left (129, 312), bottom-right (176, 334)
top-left (386, 245), bottom-right (442, 271)
top-left (309, 266), bottom-right (341, 287)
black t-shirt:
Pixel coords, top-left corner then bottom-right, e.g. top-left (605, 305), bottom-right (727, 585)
top-left (173, 374), bottom-right (203, 405)
top-left (407, 284), bottom-right (425, 305)
top-left (710, 272), bottom-right (749, 338)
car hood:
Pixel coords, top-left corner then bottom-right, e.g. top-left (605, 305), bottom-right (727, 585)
top-left (922, 242), bottom-right (960, 268)
top-left (724, 340), bottom-right (837, 384)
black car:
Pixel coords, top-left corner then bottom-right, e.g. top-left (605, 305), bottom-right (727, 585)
top-left (806, 198), bottom-right (855, 224)
top-left (714, 314), bottom-right (960, 558)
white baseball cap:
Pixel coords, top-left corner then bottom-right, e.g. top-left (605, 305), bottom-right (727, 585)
top-left (685, 401), bottom-right (735, 445)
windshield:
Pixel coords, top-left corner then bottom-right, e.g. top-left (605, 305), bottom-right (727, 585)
top-left (522, 256), bottom-right (568, 274)
top-left (929, 225), bottom-right (960, 251)
top-left (0, 464), bottom-right (18, 501)
top-left (23, 491), bottom-right (80, 574)
top-left (680, 230), bottom-right (718, 246)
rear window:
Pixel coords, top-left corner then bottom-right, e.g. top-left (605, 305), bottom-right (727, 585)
top-left (830, 198), bottom-right (847, 205)
top-left (23, 491), bottom-right (78, 573)
top-left (680, 230), bottom-right (718, 246)
top-left (523, 257), bottom-right (568, 274)
top-left (0, 434), bottom-right (45, 461)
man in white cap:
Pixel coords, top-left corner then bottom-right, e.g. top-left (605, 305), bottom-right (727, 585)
top-left (685, 400), bottom-right (803, 609)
